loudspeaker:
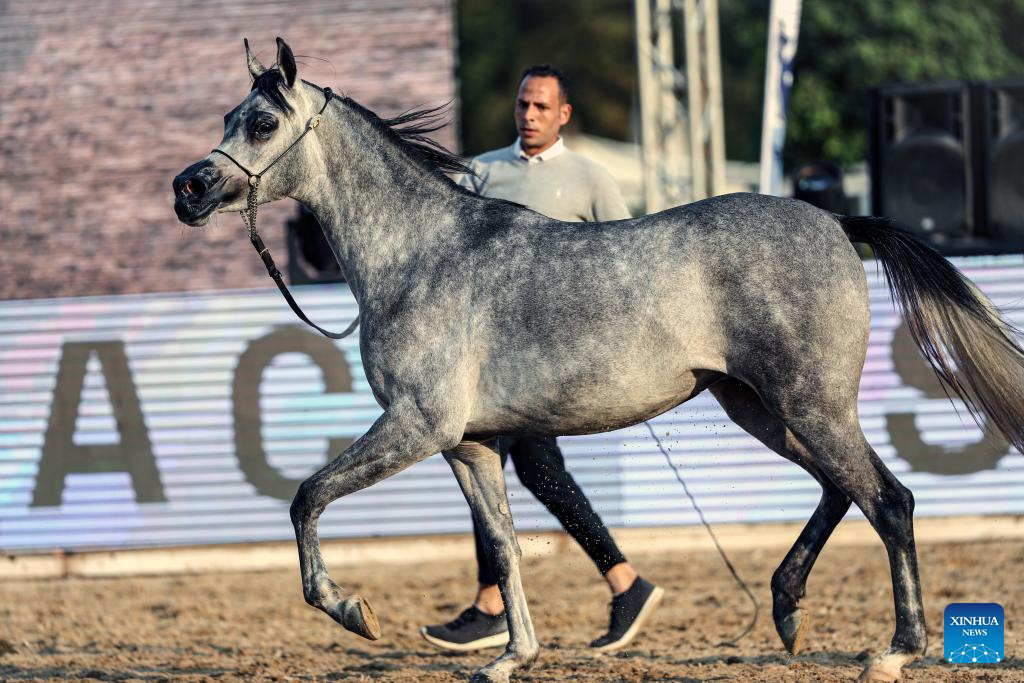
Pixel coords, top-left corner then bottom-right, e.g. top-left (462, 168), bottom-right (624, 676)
top-left (285, 206), bottom-right (345, 285)
top-left (869, 81), bottom-right (974, 244)
top-left (974, 78), bottom-right (1024, 241)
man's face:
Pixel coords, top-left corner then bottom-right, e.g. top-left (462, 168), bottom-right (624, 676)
top-left (515, 75), bottom-right (572, 156)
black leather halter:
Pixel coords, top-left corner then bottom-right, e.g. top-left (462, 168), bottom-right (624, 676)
top-left (212, 87), bottom-right (359, 340)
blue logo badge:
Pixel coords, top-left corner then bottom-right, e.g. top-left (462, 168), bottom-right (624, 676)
top-left (944, 603), bottom-right (1004, 664)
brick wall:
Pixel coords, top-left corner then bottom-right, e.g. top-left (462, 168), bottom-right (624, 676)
top-left (0, 0), bottom-right (457, 301)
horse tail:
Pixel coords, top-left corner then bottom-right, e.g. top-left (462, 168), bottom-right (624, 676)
top-left (840, 214), bottom-right (1024, 453)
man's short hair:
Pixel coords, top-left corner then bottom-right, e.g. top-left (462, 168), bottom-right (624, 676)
top-left (520, 64), bottom-right (571, 104)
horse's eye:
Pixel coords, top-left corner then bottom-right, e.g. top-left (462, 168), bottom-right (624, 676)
top-left (252, 118), bottom-right (278, 138)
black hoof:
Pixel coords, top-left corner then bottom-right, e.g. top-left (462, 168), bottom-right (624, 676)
top-left (341, 594), bottom-right (381, 640)
top-left (775, 607), bottom-right (807, 655)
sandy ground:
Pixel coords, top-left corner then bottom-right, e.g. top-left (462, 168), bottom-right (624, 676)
top-left (0, 537), bottom-right (1021, 682)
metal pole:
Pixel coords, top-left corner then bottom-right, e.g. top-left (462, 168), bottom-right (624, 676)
top-left (703, 0), bottom-right (727, 196)
top-left (635, 0), bottom-right (663, 213)
top-left (654, 0), bottom-right (688, 209)
top-left (684, 0), bottom-right (706, 200)
top-left (636, 0), bottom-right (712, 211)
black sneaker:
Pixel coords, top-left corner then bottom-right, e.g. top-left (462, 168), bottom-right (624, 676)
top-left (590, 577), bottom-right (665, 653)
top-left (420, 606), bottom-right (510, 651)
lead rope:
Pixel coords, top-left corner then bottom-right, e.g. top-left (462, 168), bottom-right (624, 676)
top-left (213, 88), bottom-right (359, 340)
top-left (644, 420), bottom-right (760, 645)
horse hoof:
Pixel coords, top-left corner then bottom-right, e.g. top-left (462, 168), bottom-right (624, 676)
top-left (777, 608), bottom-right (808, 656)
top-left (856, 652), bottom-right (913, 682)
top-left (341, 594), bottom-right (381, 640)
top-left (856, 667), bottom-right (900, 682)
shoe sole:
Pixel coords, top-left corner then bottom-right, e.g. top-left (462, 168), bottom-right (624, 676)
top-left (419, 626), bottom-right (510, 652)
top-left (592, 585), bottom-right (666, 654)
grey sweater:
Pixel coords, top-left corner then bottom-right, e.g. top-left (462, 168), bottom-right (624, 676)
top-left (458, 142), bottom-right (631, 222)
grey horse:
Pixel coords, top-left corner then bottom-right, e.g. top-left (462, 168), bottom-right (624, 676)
top-left (172, 38), bottom-right (1024, 683)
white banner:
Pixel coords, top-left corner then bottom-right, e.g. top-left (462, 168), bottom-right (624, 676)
top-left (758, 0), bottom-right (803, 196)
top-left (2, 255), bottom-right (1024, 552)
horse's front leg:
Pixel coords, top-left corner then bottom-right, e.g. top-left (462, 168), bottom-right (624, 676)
top-left (290, 400), bottom-right (459, 639)
top-left (444, 441), bottom-right (540, 683)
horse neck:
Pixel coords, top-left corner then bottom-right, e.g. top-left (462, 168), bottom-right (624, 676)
top-left (295, 106), bottom-right (469, 303)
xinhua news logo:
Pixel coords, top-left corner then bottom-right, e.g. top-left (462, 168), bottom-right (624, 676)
top-left (944, 603), bottom-right (1004, 664)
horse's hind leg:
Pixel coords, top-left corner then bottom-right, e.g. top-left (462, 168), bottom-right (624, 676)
top-left (711, 378), bottom-right (851, 655)
top-left (771, 480), bottom-right (851, 655)
top-left (444, 440), bottom-right (540, 683)
top-left (767, 393), bottom-right (927, 681)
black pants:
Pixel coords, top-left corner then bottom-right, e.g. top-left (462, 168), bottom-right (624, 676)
top-left (474, 435), bottom-right (627, 586)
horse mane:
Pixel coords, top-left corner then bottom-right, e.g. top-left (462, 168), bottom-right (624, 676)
top-left (251, 69), bottom-right (473, 182)
top-left (339, 97), bottom-right (474, 180)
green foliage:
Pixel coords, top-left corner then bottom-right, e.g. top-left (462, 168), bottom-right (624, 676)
top-left (456, 0), bottom-right (636, 155)
top-left (785, 0), bottom-right (1024, 167)
top-left (717, 0), bottom-right (769, 164)
top-left (457, 1), bottom-right (1024, 167)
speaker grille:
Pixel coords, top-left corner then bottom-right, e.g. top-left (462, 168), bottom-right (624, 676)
top-left (870, 81), bottom-right (975, 251)
top-left (990, 129), bottom-right (1024, 238)
top-left (884, 131), bottom-right (967, 238)
top-left (977, 80), bottom-right (1024, 242)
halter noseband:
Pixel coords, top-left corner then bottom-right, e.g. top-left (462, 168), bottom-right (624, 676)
top-left (211, 87), bottom-right (359, 340)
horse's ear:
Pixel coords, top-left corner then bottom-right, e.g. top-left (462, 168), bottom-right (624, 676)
top-left (276, 37), bottom-right (297, 88)
top-left (244, 38), bottom-right (266, 81)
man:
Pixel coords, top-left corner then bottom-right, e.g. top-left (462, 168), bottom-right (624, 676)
top-left (420, 65), bottom-right (663, 654)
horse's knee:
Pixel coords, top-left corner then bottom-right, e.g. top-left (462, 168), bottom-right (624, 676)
top-left (290, 477), bottom-right (320, 526)
top-left (493, 539), bottom-right (522, 568)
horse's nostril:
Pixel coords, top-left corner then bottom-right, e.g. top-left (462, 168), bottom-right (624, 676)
top-left (184, 176), bottom-right (208, 197)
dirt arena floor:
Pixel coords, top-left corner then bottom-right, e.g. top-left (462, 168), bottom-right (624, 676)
top-left (0, 537), bottom-right (1021, 682)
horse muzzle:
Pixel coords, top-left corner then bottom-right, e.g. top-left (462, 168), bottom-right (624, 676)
top-left (173, 160), bottom-right (241, 226)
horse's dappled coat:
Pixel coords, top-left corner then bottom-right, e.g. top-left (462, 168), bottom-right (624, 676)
top-left (172, 37), bottom-right (1024, 683)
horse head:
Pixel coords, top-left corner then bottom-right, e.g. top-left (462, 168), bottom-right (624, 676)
top-left (173, 38), bottom-right (328, 227)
